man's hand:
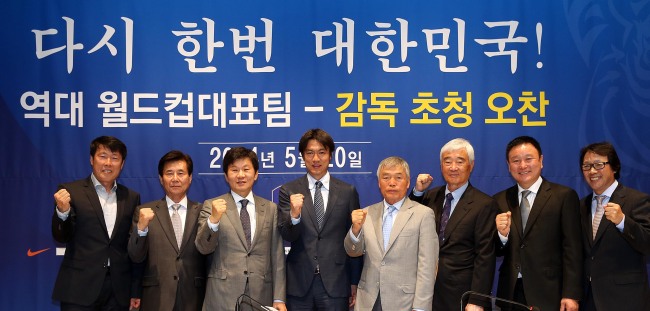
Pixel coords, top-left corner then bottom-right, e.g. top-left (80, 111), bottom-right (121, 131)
top-left (289, 193), bottom-right (304, 218)
top-left (54, 189), bottom-right (71, 213)
top-left (603, 202), bottom-right (624, 225)
top-left (495, 211), bottom-right (511, 237)
top-left (560, 298), bottom-right (578, 311)
top-left (129, 298), bottom-right (140, 310)
top-left (465, 303), bottom-right (484, 311)
top-left (349, 284), bottom-right (358, 308)
top-left (351, 209), bottom-right (368, 236)
top-left (137, 207), bottom-right (155, 231)
top-left (273, 302), bottom-right (287, 311)
top-left (209, 199), bottom-right (227, 224)
top-left (415, 174), bottom-right (434, 192)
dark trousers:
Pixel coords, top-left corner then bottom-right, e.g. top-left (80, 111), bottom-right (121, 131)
top-left (287, 274), bottom-right (348, 311)
top-left (61, 273), bottom-right (126, 311)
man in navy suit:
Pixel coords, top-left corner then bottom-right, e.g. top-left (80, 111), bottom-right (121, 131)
top-left (410, 138), bottom-right (497, 311)
top-left (493, 136), bottom-right (582, 311)
top-left (578, 142), bottom-right (650, 310)
top-left (278, 128), bottom-right (362, 311)
top-left (52, 136), bottom-right (141, 310)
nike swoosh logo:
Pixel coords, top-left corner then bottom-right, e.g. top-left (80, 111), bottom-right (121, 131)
top-left (27, 248), bottom-right (50, 257)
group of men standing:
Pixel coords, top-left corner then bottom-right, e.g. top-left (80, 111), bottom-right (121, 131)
top-left (51, 131), bottom-right (649, 311)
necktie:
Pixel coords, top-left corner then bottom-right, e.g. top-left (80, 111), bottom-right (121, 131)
top-left (314, 181), bottom-right (325, 229)
top-left (171, 204), bottom-right (183, 247)
top-left (520, 190), bottom-right (532, 230)
top-left (382, 205), bottom-right (397, 251)
top-left (439, 193), bottom-right (453, 244)
top-left (240, 199), bottom-right (251, 249)
top-left (592, 195), bottom-right (605, 240)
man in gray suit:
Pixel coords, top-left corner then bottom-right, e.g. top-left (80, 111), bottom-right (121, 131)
top-left (345, 156), bottom-right (438, 311)
top-left (128, 150), bottom-right (206, 311)
top-left (196, 147), bottom-right (286, 311)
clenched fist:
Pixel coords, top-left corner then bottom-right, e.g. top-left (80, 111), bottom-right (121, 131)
top-left (54, 189), bottom-right (72, 213)
top-left (351, 209), bottom-right (368, 236)
top-left (137, 207), bottom-right (155, 231)
top-left (290, 193), bottom-right (304, 218)
top-left (209, 199), bottom-right (227, 224)
top-left (495, 211), bottom-right (511, 237)
top-left (415, 174), bottom-right (434, 192)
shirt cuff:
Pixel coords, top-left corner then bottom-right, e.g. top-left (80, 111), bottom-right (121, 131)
top-left (616, 215), bottom-right (625, 231)
top-left (207, 218), bottom-right (219, 232)
top-left (56, 206), bottom-right (70, 221)
top-left (498, 231), bottom-right (508, 245)
top-left (349, 228), bottom-right (361, 243)
top-left (412, 188), bottom-right (424, 197)
top-left (137, 227), bottom-right (148, 237)
top-left (291, 215), bottom-right (301, 225)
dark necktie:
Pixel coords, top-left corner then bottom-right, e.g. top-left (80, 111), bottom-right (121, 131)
top-left (314, 181), bottom-right (325, 229)
top-left (439, 193), bottom-right (453, 244)
top-left (171, 204), bottom-right (183, 247)
top-left (240, 199), bottom-right (251, 248)
top-left (592, 195), bottom-right (605, 240)
top-left (520, 190), bottom-right (532, 230)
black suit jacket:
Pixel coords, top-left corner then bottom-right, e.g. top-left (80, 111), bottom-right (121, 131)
top-left (580, 184), bottom-right (650, 310)
top-left (128, 198), bottom-right (206, 311)
top-left (52, 176), bottom-right (141, 307)
top-left (410, 183), bottom-right (497, 310)
top-left (278, 175), bottom-right (362, 298)
top-left (493, 178), bottom-right (583, 310)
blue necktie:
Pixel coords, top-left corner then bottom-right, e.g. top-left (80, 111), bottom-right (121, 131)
top-left (382, 205), bottom-right (396, 251)
top-left (439, 193), bottom-right (453, 244)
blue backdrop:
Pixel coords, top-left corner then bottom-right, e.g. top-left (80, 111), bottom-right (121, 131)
top-left (2, 0), bottom-right (649, 309)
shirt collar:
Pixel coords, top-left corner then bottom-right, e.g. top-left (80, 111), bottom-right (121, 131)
top-left (383, 197), bottom-right (406, 211)
top-left (308, 172), bottom-right (331, 190)
top-left (518, 176), bottom-right (543, 194)
top-left (593, 180), bottom-right (618, 199)
top-left (446, 182), bottom-right (469, 200)
top-left (90, 173), bottom-right (117, 193)
top-left (166, 196), bottom-right (188, 209)
top-left (231, 191), bottom-right (255, 206)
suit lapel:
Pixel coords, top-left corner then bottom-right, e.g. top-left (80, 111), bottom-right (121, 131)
top-left (181, 200), bottom-right (201, 251)
top-left (251, 196), bottom-right (267, 249)
top-left (443, 186), bottom-right (473, 242)
top-left (155, 199), bottom-right (180, 251)
top-left (507, 186), bottom-right (524, 240)
top-left (581, 195), bottom-right (595, 248)
top-left (83, 177), bottom-right (109, 239)
top-left (112, 185), bottom-right (127, 242)
top-left (370, 203), bottom-right (384, 253)
top-left (321, 178), bottom-right (338, 229)
top-left (386, 199), bottom-right (414, 254)
top-left (525, 180), bottom-right (551, 236)
top-left (224, 194), bottom-right (249, 250)
top-left (431, 188), bottom-right (446, 233)
top-left (300, 176), bottom-right (321, 232)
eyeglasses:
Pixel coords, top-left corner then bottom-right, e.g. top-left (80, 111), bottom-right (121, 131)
top-left (581, 162), bottom-right (609, 171)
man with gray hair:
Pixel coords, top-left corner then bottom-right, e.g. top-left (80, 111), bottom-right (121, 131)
top-left (410, 138), bottom-right (498, 311)
top-left (345, 156), bottom-right (437, 311)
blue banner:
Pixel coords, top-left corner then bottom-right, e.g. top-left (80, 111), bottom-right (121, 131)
top-left (2, 0), bottom-right (649, 309)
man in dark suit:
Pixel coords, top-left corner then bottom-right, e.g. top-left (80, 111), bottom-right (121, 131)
top-left (278, 128), bottom-right (362, 311)
top-left (410, 138), bottom-right (497, 311)
top-left (128, 150), bottom-right (206, 311)
top-left (493, 136), bottom-right (582, 311)
top-left (196, 147), bottom-right (286, 311)
top-left (578, 142), bottom-right (650, 311)
top-left (52, 136), bottom-right (141, 310)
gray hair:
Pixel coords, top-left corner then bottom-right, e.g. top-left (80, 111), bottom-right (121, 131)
top-left (440, 138), bottom-right (475, 162)
top-left (376, 156), bottom-right (410, 179)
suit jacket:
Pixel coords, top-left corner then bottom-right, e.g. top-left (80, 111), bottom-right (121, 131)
top-left (579, 184), bottom-right (650, 310)
top-left (128, 198), bottom-right (206, 311)
top-left (277, 175), bottom-right (362, 298)
top-left (493, 178), bottom-right (583, 310)
top-left (344, 198), bottom-right (438, 311)
top-left (410, 184), bottom-right (497, 310)
top-left (196, 193), bottom-right (286, 311)
top-left (52, 176), bottom-right (141, 307)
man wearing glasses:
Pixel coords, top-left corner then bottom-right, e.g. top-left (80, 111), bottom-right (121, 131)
top-left (578, 142), bottom-right (650, 310)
